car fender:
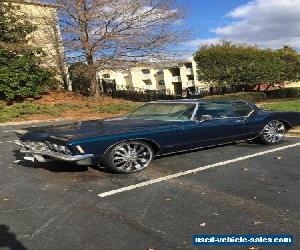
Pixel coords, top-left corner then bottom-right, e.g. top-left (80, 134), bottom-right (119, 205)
top-left (102, 138), bottom-right (161, 157)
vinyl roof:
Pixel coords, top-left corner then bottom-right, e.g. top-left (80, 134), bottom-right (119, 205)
top-left (152, 99), bottom-right (251, 104)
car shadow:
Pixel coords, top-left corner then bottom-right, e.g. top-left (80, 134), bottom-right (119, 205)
top-left (0, 225), bottom-right (27, 250)
top-left (13, 150), bottom-right (116, 174)
top-left (13, 150), bottom-right (88, 173)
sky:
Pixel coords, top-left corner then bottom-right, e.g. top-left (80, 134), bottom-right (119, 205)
top-left (44, 0), bottom-right (300, 59)
top-left (176, 0), bottom-right (300, 56)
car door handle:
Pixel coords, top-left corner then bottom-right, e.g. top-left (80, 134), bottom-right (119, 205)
top-left (236, 119), bottom-right (246, 123)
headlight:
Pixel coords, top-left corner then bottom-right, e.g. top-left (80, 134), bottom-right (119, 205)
top-left (46, 141), bottom-right (71, 155)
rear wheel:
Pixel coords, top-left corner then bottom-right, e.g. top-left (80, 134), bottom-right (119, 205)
top-left (258, 120), bottom-right (286, 144)
top-left (102, 140), bottom-right (154, 174)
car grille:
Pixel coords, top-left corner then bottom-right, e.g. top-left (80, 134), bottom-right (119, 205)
top-left (22, 141), bottom-right (51, 151)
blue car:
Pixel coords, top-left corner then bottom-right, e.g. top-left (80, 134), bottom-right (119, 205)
top-left (18, 100), bottom-right (300, 173)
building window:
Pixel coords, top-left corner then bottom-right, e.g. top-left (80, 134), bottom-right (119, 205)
top-left (185, 63), bottom-right (193, 69)
top-left (187, 75), bottom-right (194, 80)
top-left (156, 69), bottom-right (164, 75)
top-left (158, 80), bottom-right (165, 86)
top-left (144, 80), bottom-right (152, 85)
top-left (170, 67), bottom-right (180, 76)
top-left (141, 69), bottom-right (151, 74)
top-left (102, 74), bottom-right (111, 78)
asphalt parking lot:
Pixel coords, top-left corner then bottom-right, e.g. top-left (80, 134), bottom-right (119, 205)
top-left (0, 121), bottom-right (299, 250)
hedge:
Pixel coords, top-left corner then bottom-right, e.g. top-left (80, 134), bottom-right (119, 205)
top-left (266, 87), bottom-right (300, 99)
top-left (203, 92), bottom-right (267, 102)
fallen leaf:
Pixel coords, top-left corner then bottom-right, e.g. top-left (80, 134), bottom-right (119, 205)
top-left (199, 223), bottom-right (206, 227)
top-left (252, 221), bottom-right (261, 226)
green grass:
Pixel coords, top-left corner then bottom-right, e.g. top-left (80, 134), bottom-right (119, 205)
top-left (0, 102), bottom-right (83, 123)
top-left (261, 99), bottom-right (300, 112)
top-left (89, 102), bottom-right (141, 114)
top-left (0, 101), bottom-right (141, 123)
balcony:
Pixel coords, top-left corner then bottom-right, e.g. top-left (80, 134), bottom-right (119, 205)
top-left (172, 76), bottom-right (182, 82)
top-left (142, 74), bottom-right (151, 81)
top-left (186, 68), bottom-right (194, 75)
top-left (187, 80), bottom-right (195, 86)
top-left (123, 73), bottom-right (130, 78)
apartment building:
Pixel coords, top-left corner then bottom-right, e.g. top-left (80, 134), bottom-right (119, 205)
top-left (97, 60), bottom-right (208, 96)
top-left (6, 0), bottom-right (70, 88)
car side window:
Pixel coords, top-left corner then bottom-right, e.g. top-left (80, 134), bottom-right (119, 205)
top-left (197, 102), bottom-right (253, 119)
top-left (230, 102), bottom-right (253, 117)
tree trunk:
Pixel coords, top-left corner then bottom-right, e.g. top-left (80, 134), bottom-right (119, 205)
top-left (90, 75), bottom-right (100, 97)
top-left (86, 53), bottom-right (100, 97)
top-left (257, 83), bottom-right (261, 92)
top-left (265, 83), bottom-right (273, 91)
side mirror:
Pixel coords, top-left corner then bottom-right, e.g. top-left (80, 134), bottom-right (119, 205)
top-left (196, 115), bottom-right (213, 122)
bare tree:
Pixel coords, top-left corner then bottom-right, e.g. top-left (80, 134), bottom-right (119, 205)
top-left (57, 0), bottom-right (185, 97)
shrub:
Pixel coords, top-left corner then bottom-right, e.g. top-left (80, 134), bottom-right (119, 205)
top-left (69, 63), bottom-right (91, 96)
top-left (203, 92), bottom-right (267, 102)
top-left (0, 3), bottom-right (53, 101)
top-left (266, 87), bottom-right (300, 99)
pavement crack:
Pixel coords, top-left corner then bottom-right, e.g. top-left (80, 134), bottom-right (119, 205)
top-left (27, 215), bottom-right (58, 240)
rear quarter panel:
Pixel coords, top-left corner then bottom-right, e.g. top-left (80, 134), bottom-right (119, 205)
top-left (255, 110), bottom-right (300, 130)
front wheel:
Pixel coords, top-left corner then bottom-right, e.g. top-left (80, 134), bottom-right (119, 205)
top-left (258, 120), bottom-right (286, 144)
top-left (102, 140), bottom-right (154, 174)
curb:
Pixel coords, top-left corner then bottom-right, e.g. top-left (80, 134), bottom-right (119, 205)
top-left (287, 127), bottom-right (300, 137)
top-left (0, 117), bottom-right (100, 127)
top-left (288, 127), bottom-right (300, 133)
top-left (0, 118), bottom-right (75, 127)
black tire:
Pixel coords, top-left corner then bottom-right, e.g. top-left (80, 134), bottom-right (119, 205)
top-left (257, 120), bottom-right (286, 145)
top-left (102, 140), bottom-right (154, 174)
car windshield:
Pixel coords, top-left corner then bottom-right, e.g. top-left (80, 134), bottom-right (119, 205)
top-left (125, 103), bottom-right (196, 121)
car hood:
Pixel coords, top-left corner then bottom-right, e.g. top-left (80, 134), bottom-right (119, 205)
top-left (21, 118), bottom-right (183, 142)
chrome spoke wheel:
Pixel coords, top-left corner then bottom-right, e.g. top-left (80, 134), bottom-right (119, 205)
top-left (111, 141), bottom-right (153, 173)
top-left (262, 120), bottom-right (285, 144)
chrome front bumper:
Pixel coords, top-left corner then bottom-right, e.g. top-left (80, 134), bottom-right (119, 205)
top-left (20, 149), bottom-right (94, 165)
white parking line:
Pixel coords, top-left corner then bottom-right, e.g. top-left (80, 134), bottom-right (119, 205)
top-left (97, 142), bottom-right (300, 198)
top-left (2, 129), bottom-right (28, 134)
top-left (0, 140), bottom-right (20, 144)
